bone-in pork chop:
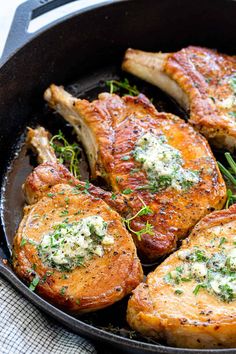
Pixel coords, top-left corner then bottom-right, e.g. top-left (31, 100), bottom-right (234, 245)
top-left (13, 127), bottom-right (143, 312)
top-left (123, 46), bottom-right (236, 151)
top-left (44, 85), bottom-right (226, 261)
top-left (127, 204), bottom-right (236, 348)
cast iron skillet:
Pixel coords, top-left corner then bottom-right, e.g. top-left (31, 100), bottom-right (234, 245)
top-left (0, 0), bottom-right (236, 353)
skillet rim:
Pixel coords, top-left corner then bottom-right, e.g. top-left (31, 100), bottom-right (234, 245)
top-left (1, 0), bottom-right (236, 352)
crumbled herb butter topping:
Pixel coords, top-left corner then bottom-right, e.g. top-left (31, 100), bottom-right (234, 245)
top-left (38, 216), bottom-right (114, 271)
top-left (133, 132), bottom-right (200, 192)
top-left (164, 242), bottom-right (236, 302)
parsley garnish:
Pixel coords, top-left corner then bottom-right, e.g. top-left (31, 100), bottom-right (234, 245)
top-left (111, 193), bottom-right (117, 200)
top-left (174, 289), bottom-right (183, 295)
top-left (20, 238), bottom-right (27, 247)
top-left (229, 111), bottom-right (236, 118)
top-left (29, 275), bottom-right (40, 291)
top-left (193, 283), bottom-right (207, 296)
top-left (50, 130), bottom-right (81, 178)
top-left (47, 193), bottom-right (55, 198)
top-left (60, 210), bottom-right (69, 217)
top-left (60, 286), bottom-right (68, 296)
top-left (219, 237), bottom-right (227, 247)
top-left (61, 274), bottom-right (69, 280)
top-left (122, 188), bottom-right (133, 195)
top-left (106, 78), bottom-right (140, 96)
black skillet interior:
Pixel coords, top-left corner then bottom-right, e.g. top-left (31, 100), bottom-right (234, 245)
top-left (0, 0), bottom-right (236, 353)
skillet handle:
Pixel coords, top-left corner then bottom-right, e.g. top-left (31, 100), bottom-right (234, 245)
top-left (1, 0), bottom-right (115, 65)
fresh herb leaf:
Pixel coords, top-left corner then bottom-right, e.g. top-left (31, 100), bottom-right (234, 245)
top-left (47, 193), bottom-right (55, 198)
top-left (219, 237), bottom-right (227, 247)
top-left (218, 153), bottom-right (236, 208)
top-left (29, 275), bottom-right (40, 291)
top-left (60, 210), bottom-right (69, 217)
top-left (20, 238), bottom-right (27, 247)
top-left (174, 289), bottom-right (183, 295)
top-left (111, 193), bottom-right (117, 200)
top-left (60, 286), bottom-right (68, 296)
top-left (50, 130), bottom-right (81, 178)
top-left (123, 197), bottom-right (154, 240)
top-left (122, 188), bottom-right (133, 195)
top-left (61, 274), bottom-right (69, 280)
top-left (106, 78), bottom-right (140, 96)
top-left (193, 283), bottom-right (207, 296)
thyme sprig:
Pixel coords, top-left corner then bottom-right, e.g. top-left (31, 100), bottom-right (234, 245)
top-left (50, 130), bottom-right (81, 178)
top-left (106, 78), bottom-right (140, 96)
top-left (123, 197), bottom-right (154, 240)
top-left (218, 152), bottom-right (236, 208)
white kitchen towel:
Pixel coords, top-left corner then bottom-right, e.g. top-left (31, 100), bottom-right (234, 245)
top-left (0, 276), bottom-right (97, 354)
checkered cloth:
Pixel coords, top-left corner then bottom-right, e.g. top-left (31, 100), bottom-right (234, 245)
top-left (0, 276), bottom-right (97, 354)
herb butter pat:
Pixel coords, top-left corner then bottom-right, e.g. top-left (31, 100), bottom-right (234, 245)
top-left (38, 216), bottom-right (114, 271)
top-left (165, 242), bottom-right (236, 302)
top-left (134, 132), bottom-right (200, 192)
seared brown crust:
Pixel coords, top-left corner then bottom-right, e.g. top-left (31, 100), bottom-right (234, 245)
top-left (127, 204), bottom-right (236, 349)
top-left (123, 46), bottom-right (236, 151)
top-left (45, 85), bottom-right (226, 261)
top-left (164, 46), bottom-right (236, 150)
top-left (13, 184), bottom-right (143, 312)
top-left (23, 161), bottom-right (126, 214)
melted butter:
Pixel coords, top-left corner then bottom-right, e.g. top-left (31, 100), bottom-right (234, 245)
top-left (134, 132), bottom-right (200, 192)
top-left (38, 215), bottom-right (114, 271)
top-left (165, 240), bottom-right (236, 302)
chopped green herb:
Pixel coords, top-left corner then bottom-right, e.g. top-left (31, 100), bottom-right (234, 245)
top-left (174, 289), bottom-right (183, 295)
top-left (83, 180), bottom-right (90, 194)
top-left (111, 193), bottom-right (117, 200)
top-left (229, 111), bottom-right (236, 118)
top-left (61, 274), bottom-right (69, 280)
top-left (32, 263), bottom-right (37, 271)
top-left (209, 96), bottom-right (216, 103)
top-left (164, 272), bottom-right (172, 283)
top-left (193, 283), bottom-right (207, 296)
top-left (76, 299), bottom-right (81, 305)
top-left (74, 210), bottom-right (82, 215)
top-left (29, 275), bottom-right (40, 291)
top-left (20, 238), bottom-right (27, 247)
top-left (106, 78), bottom-right (140, 96)
top-left (122, 188), bottom-right (133, 195)
top-left (116, 176), bottom-right (122, 183)
top-left (219, 284), bottom-right (234, 302)
top-left (64, 196), bottom-right (70, 204)
top-left (60, 286), bottom-right (68, 296)
top-left (60, 210), bottom-right (69, 217)
top-left (219, 237), bottom-right (227, 247)
top-left (47, 193), bottom-right (55, 198)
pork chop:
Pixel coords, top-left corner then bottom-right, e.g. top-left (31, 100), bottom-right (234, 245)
top-left (127, 204), bottom-right (236, 348)
top-left (122, 46), bottom-right (236, 151)
top-left (44, 85), bottom-right (226, 261)
top-left (13, 128), bottom-right (143, 312)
